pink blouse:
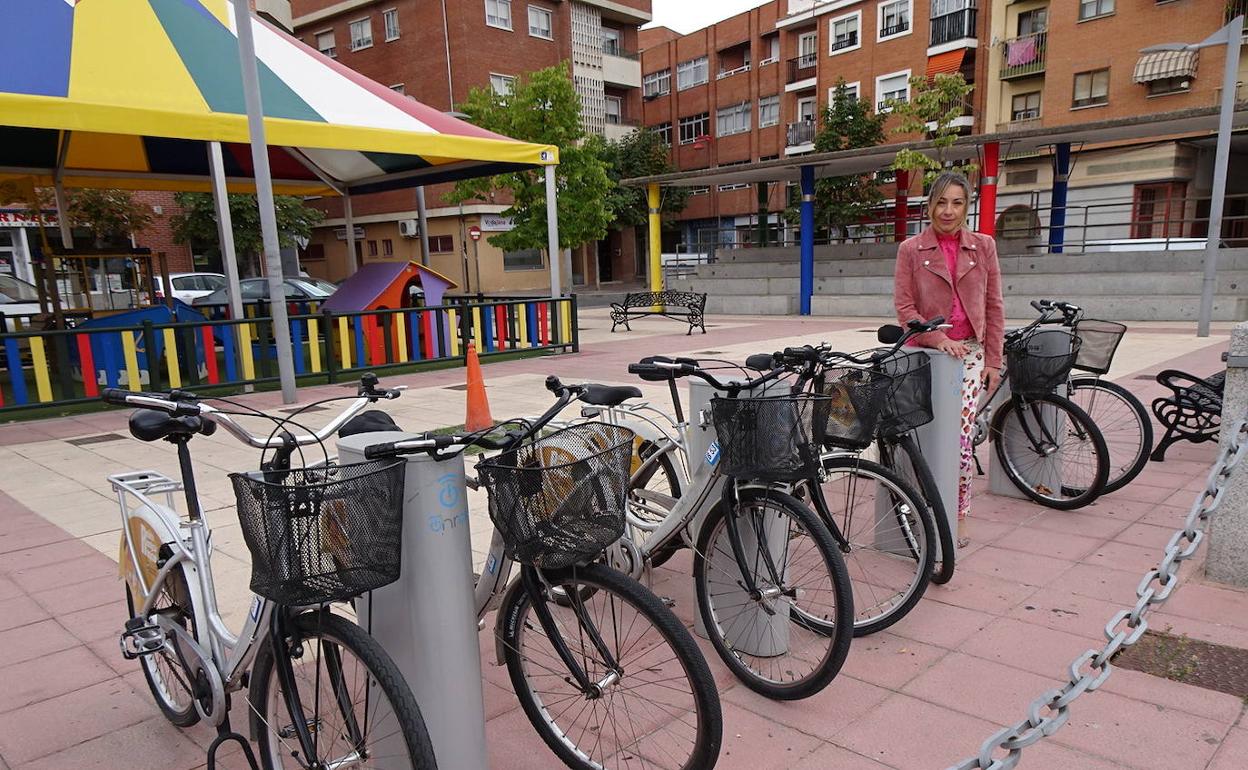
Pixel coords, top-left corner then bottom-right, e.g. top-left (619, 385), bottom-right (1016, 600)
top-left (937, 232), bottom-right (975, 341)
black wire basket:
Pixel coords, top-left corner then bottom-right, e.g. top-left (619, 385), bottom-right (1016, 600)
top-left (815, 366), bottom-right (893, 449)
top-left (710, 392), bottom-right (831, 481)
top-left (874, 350), bottom-right (933, 437)
top-left (1072, 319), bottom-right (1126, 375)
top-left (1006, 329), bottom-right (1082, 398)
top-left (231, 460), bottom-right (405, 606)
top-left (476, 423), bottom-right (633, 569)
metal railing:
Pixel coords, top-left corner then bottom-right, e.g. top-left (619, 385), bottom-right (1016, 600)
top-left (787, 53), bottom-right (817, 83)
top-left (880, 21), bottom-right (910, 38)
top-left (1006, 114), bottom-right (1042, 131)
top-left (930, 6), bottom-right (977, 47)
top-left (1000, 30), bottom-right (1047, 79)
top-left (830, 32), bottom-right (858, 52)
top-left (717, 63), bottom-right (751, 79)
top-left (786, 120), bottom-right (817, 147)
top-left (602, 44), bottom-right (638, 60)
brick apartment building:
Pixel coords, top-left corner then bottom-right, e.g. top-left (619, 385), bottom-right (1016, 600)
top-left (642, 0), bottom-right (1247, 251)
top-left (290, 0), bottom-right (653, 292)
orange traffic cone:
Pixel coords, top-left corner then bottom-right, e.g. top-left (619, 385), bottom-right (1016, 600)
top-left (464, 342), bottom-right (494, 431)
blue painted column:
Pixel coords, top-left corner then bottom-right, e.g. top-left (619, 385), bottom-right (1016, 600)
top-left (799, 165), bottom-right (815, 315)
top-left (1048, 142), bottom-right (1071, 253)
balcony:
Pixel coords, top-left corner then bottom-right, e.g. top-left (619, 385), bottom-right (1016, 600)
top-left (830, 32), bottom-right (858, 52)
top-left (787, 53), bottom-right (817, 85)
top-left (880, 21), bottom-right (910, 38)
top-left (1006, 115), bottom-right (1042, 132)
top-left (604, 117), bottom-right (641, 142)
top-left (924, 96), bottom-right (974, 133)
top-left (786, 120), bottom-right (816, 148)
top-left (929, 6), bottom-right (977, 47)
top-left (1000, 31), bottom-right (1046, 80)
top-left (603, 48), bottom-right (642, 88)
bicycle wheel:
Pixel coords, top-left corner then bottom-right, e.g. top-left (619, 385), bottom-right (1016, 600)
top-left (126, 565), bottom-right (199, 727)
top-left (879, 434), bottom-right (956, 585)
top-left (693, 486), bottom-right (853, 700)
top-left (815, 456), bottom-right (936, 635)
top-left (1067, 377), bottom-right (1153, 495)
top-left (501, 562), bottom-right (722, 770)
top-left (628, 439), bottom-right (684, 568)
top-left (250, 611), bottom-right (437, 770)
top-left (992, 393), bottom-right (1110, 510)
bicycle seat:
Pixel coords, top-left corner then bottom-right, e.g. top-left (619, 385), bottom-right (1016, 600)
top-left (128, 409), bottom-right (215, 442)
top-left (581, 384), bottom-right (643, 407)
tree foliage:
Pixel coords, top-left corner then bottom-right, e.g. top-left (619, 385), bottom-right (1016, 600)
top-left (448, 63), bottom-right (614, 253)
top-left (600, 128), bottom-right (688, 229)
top-left (888, 73), bottom-right (977, 184)
top-left (64, 189), bottom-right (155, 247)
top-left (170, 193), bottom-right (323, 275)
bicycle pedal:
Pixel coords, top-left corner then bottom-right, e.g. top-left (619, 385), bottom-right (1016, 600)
top-left (119, 623), bottom-right (166, 660)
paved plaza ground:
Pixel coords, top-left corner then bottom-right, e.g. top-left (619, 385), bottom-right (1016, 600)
top-left (0, 308), bottom-right (1244, 769)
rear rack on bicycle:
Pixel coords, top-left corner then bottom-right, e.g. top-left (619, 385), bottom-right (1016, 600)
top-left (109, 470), bottom-right (184, 517)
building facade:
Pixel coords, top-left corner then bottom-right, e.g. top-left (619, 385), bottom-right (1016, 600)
top-left (290, 0), bottom-right (653, 291)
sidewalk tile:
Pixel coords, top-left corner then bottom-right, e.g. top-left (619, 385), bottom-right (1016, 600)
top-left (956, 545), bottom-right (1076, 588)
top-left (1050, 689), bottom-right (1227, 770)
top-left (839, 633), bottom-right (949, 691)
top-left (0, 619), bottom-right (80, 668)
top-left (837, 692), bottom-right (1000, 769)
top-left (56, 602), bottom-right (124, 644)
top-left (0, 538), bottom-right (98, 574)
top-left (885, 599), bottom-right (996, 650)
top-left (16, 716), bottom-right (206, 770)
top-left (1113, 521), bottom-right (1183, 550)
top-left (1022, 509), bottom-right (1134, 540)
top-left (1099, 668), bottom-right (1245, 725)
top-left (8, 555), bottom-right (119, 594)
top-left (923, 570), bottom-right (1039, 615)
top-left (791, 742), bottom-right (894, 769)
top-left (961, 617), bottom-right (1101, 677)
top-left (31, 575), bottom-right (125, 616)
top-left (1208, 728), bottom-right (1248, 770)
top-left (993, 526), bottom-right (1106, 562)
top-left (1043, 562), bottom-right (1147, 606)
top-left (1137, 504), bottom-right (1193, 529)
top-left (715, 702), bottom-right (824, 770)
top-left (0, 646), bottom-right (115, 714)
top-left (723, 674), bottom-right (891, 739)
top-left (0, 677), bottom-right (152, 764)
top-left (1008, 589), bottom-right (1133, 639)
top-left (0, 596), bottom-right (49, 633)
top-left (0, 525), bottom-right (74, 556)
top-left (1084, 540), bottom-right (1167, 575)
top-left (901, 652), bottom-right (1065, 725)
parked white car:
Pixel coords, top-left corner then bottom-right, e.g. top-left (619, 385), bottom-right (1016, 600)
top-left (155, 272), bottom-right (228, 304)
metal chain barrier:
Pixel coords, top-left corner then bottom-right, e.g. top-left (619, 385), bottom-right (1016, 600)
top-left (948, 414), bottom-right (1248, 770)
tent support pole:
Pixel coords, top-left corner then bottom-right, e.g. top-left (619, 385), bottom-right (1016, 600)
top-left (208, 142), bottom-right (246, 324)
top-left (344, 192), bottom-right (359, 276)
top-left (416, 187), bottom-right (431, 266)
top-left (545, 164), bottom-right (561, 297)
top-left (231, 0), bottom-right (297, 404)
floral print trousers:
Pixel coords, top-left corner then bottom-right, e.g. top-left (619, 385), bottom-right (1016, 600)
top-left (958, 341), bottom-right (986, 527)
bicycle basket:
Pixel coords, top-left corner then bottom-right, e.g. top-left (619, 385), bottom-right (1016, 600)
top-left (815, 366), bottom-right (893, 449)
top-left (476, 423), bottom-right (633, 569)
top-left (1006, 329), bottom-right (1082, 398)
top-left (231, 460), bottom-right (405, 606)
top-left (710, 392), bottom-right (831, 481)
top-left (1072, 319), bottom-right (1126, 375)
top-left (874, 350), bottom-right (933, 436)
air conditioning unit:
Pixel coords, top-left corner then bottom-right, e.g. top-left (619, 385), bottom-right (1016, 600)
top-left (398, 219), bottom-right (420, 238)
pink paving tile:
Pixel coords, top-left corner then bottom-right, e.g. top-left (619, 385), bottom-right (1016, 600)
top-left (0, 595), bottom-right (49, 633)
top-left (0, 619), bottom-right (80, 668)
top-left (0, 524), bottom-right (73, 555)
top-left (722, 673), bottom-right (891, 739)
top-left (1079, 494), bottom-right (1154, 522)
top-left (56, 601), bottom-right (124, 644)
top-left (715, 701), bottom-right (825, 770)
top-left (0, 677), bottom-right (154, 764)
top-left (960, 517), bottom-right (1021, 545)
top-left (960, 617), bottom-right (1101, 677)
top-left (884, 598), bottom-right (996, 650)
top-left (0, 645), bottom-right (116, 714)
top-left (993, 526), bottom-right (1106, 562)
top-left (1050, 689), bottom-right (1228, 770)
top-left (7, 554), bottom-right (120, 594)
top-left (838, 633), bottom-right (950, 690)
top-left (1017, 739), bottom-right (1145, 770)
top-left (1008, 588), bottom-right (1133, 639)
top-left (1208, 728), bottom-right (1248, 770)
top-left (1137, 504), bottom-right (1193, 529)
top-left (1148, 609), bottom-right (1248, 650)
top-left (1021, 508), bottom-right (1133, 540)
top-left (0, 575), bottom-right (20, 601)
top-left (30, 575), bottom-right (126, 616)
top-left (0, 538), bottom-right (98, 574)
top-left (16, 716), bottom-right (208, 770)
top-left (1099, 668), bottom-right (1245, 725)
top-left (1110, 482), bottom-right (1183, 505)
top-left (1151, 581), bottom-right (1248, 630)
top-left (1043, 562), bottom-right (1147, 606)
top-left (923, 570), bottom-right (1040, 615)
top-left (836, 692), bottom-right (1001, 769)
top-left (1113, 521), bottom-right (1182, 550)
top-left (481, 679), bottom-right (519, 721)
top-left (0, 512), bottom-right (47, 538)
top-left (966, 498), bottom-right (1042, 526)
top-left (87, 638), bottom-right (138, 678)
top-left (1129, 468), bottom-right (1205, 491)
top-left (1084, 540), bottom-right (1167, 575)
top-left (956, 545), bottom-right (1076, 588)
top-left (791, 742), bottom-right (895, 769)
top-left (900, 652), bottom-right (1066, 725)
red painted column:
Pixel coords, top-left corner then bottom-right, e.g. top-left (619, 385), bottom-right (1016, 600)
top-left (893, 170), bottom-right (910, 242)
top-left (978, 141), bottom-right (1000, 236)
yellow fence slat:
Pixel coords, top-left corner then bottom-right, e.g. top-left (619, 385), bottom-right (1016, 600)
top-left (162, 328), bottom-right (181, 389)
top-left (394, 313), bottom-right (408, 363)
top-left (471, 307), bottom-right (483, 351)
top-left (238, 324), bottom-right (256, 381)
top-left (447, 309), bottom-right (460, 357)
top-left (121, 331), bottom-right (142, 389)
top-left (307, 317), bottom-right (322, 373)
top-left (561, 300), bottom-right (573, 344)
top-left (337, 316), bottom-right (351, 369)
top-left (28, 337), bottom-right (53, 402)
top-left (518, 304), bottom-right (529, 348)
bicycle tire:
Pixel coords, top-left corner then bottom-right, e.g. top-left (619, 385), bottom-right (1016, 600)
top-left (693, 487), bottom-right (853, 700)
top-left (815, 455), bottom-right (937, 635)
top-left (1067, 377), bottom-right (1153, 495)
top-left (629, 439), bottom-right (684, 568)
top-left (249, 611), bottom-right (437, 770)
top-left (992, 393), bottom-right (1110, 510)
top-left (881, 434), bottom-right (956, 585)
top-left (125, 565), bottom-right (200, 727)
top-left (501, 562), bottom-right (722, 770)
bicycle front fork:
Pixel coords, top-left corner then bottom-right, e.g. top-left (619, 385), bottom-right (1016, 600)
top-left (520, 566), bottom-right (623, 699)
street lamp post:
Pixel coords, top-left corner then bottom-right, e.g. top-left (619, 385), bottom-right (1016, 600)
top-left (1143, 15), bottom-right (1243, 337)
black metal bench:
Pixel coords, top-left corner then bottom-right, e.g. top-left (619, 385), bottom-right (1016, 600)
top-left (610, 291), bottom-right (707, 335)
top-left (1150, 369), bottom-right (1225, 461)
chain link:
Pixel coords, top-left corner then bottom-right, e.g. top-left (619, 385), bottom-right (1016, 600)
top-left (948, 416), bottom-right (1247, 770)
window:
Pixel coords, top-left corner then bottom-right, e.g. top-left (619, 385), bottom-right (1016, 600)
top-left (797, 31), bottom-right (818, 68)
top-left (677, 57), bottom-right (709, 90)
top-left (717, 102), bottom-right (751, 136)
top-left (430, 235), bottom-right (455, 253)
top-left (761, 34), bottom-right (780, 65)
top-left (830, 81), bottom-right (859, 104)
top-left (876, 70), bottom-right (911, 112)
top-left (688, 186), bottom-right (710, 195)
top-left (758, 95), bottom-right (780, 128)
top-left (367, 240), bottom-right (378, 257)
top-left (602, 27), bottom-right (622, 56)
top-left (1011, 91), bottom-right (1041, 121)
top-left (383, 8), bottom-right (400, 41)
top-left (382, 239), bottom-right (394, 256)
top-left (878, 0), bottom-right (911, 40)
top-left (1073, 68), bottom-right (1110, 108)
top-left (1017, 8), bottom-right (1047, 36)
top-left (349, 18), bottom-right (373, 51)
top-left (931, 0), bottom-right (974, 15)
top-left (486, 0), bottom-right (513, 30)
top-left (389, 83), bottom-right (405, 94)
top-left (315, 30), bottom-right (336, 58)
top-left (528, 6), bottom-right (553, 39)
top-left (1079, 0), bottom-right (1114, 21)
top-left (606, 96), bottom-right (622, 124)
top-left (1148, 76), bottom-right (1191, 96)
top-left (830, 12), bottom-right (860, 54)
top-left (644, 69), bottom-right (671, 97)
top-left (504, 248), bottom-right (543, 271)
top-left (678, 112), bottom-right (710, 145)
top-left (490, 73), bottom-right (516, 96)
top-left (651, 122), bottom-right (672, 145)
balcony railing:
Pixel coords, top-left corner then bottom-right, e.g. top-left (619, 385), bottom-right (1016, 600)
top-left (880, 21), bottom-right (910, 38)
top-left (786, 120), bottom-right (816, 147)
top-left (717, 63), bottom-right (751, 79)
top-left (603, 44), bottom-right (639, 60)
top-left (605, 115), bottom-right (641, 126)
top-left (1006, 115), bottom-right (1042, 131)
top-left (1000, 30), bottom-right (1046, 80)
top-left (878, 95), bottom-right (908, 112)
top-left (787, 53), bottom-right (817, 84)
top-left (929, 7), bottom-right (977, 47)
top-left (830, 32), bottom-right (858, 52)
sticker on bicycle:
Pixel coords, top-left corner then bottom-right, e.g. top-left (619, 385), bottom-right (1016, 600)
top-left (250, 596), bottom-right (262, 622)
top-left (485, 552), bottom-right (499, 576)
top-left (705, 441), bottom-right (721, 466)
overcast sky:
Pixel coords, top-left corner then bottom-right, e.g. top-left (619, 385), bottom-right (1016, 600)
top-left (646, 0), bottom-right (771, 34)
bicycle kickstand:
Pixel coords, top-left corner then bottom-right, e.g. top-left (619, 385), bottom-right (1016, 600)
top-left (206, 713), bottom-right (261, 770)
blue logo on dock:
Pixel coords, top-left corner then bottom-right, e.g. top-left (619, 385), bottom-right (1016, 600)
top-left (705, 441), bottom-right (721, 466)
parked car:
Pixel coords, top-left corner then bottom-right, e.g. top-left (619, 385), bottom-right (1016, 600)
top-left (155, 272), bottom-right (228, 304)
top-left (191, 277), bottom-right (337, 306)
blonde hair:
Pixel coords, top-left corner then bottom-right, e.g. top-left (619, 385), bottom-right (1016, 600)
top-left (927, 171), bottom-right (972, 230)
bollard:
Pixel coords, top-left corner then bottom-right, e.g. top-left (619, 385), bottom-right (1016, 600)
top-left (337, 431), bottom-right (489, 770)
top-left (1207, 320), bottom-right (1248, 587)
top-left (988, 329), bottom-right (1071, 499)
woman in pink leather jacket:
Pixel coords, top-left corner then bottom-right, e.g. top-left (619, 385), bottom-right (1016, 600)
top-left (893, 171), bottom-right (1005, 547)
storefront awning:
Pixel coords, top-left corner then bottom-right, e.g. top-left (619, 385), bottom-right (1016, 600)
top-left (926, 49), bottom-right (966, 78)
top-left (1133, 50), bottom-right (1199, 83)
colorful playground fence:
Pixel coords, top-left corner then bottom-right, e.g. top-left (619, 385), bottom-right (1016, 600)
top-left (0, 296), bottom-right (578, 413)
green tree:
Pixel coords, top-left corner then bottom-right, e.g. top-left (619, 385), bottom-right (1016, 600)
top-left (888, 73), bottom-right (977, 184)
top-left (448, 63), bottom-right (614, 254)
top-left (64, 189), bottom-right (154, 248)
top-left (600, 128), bottom-right (688, 228)
top-left (170, 193), bottom-right (323, 276)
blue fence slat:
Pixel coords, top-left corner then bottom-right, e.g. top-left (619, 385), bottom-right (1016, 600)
top-left (101, 334), bottom-right (120, 389)
top-left (221, 325), bottom-right (238, 382)
top-left (407, 311), bottom-right (421, 361)
top-left (352, 317), bottom-right (366, 368)
top-left (291, 319), bottom-right (305, 374)
top-left (527, 302), bottom-right (538, 347)
top-left (3, 338), bottom-right (27, 405)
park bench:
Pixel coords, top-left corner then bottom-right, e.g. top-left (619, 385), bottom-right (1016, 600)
top-left (610, 291), bottom-right (707, 335)
top-left (1150, 369), bottom-right (1225, 461)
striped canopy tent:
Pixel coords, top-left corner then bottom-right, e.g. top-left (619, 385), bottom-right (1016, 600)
top-left (0, 0), bottom-right (558, 197)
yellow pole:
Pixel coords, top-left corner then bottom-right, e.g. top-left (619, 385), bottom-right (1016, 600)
top-left (162, 328), bottom-right (181, 389)
top-left (647, 183), bottom-right (664, 311)
top-left (307, 317), bottom-right (322, 373)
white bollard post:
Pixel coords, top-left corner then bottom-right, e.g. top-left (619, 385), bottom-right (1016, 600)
top-left (1207, 321), bottom-right (1248, 587)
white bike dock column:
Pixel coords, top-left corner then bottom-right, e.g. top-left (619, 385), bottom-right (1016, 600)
top-left (989, 332), bottom-right (1069, 499)
top-left (338, 432), bottom-right (488, 770)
